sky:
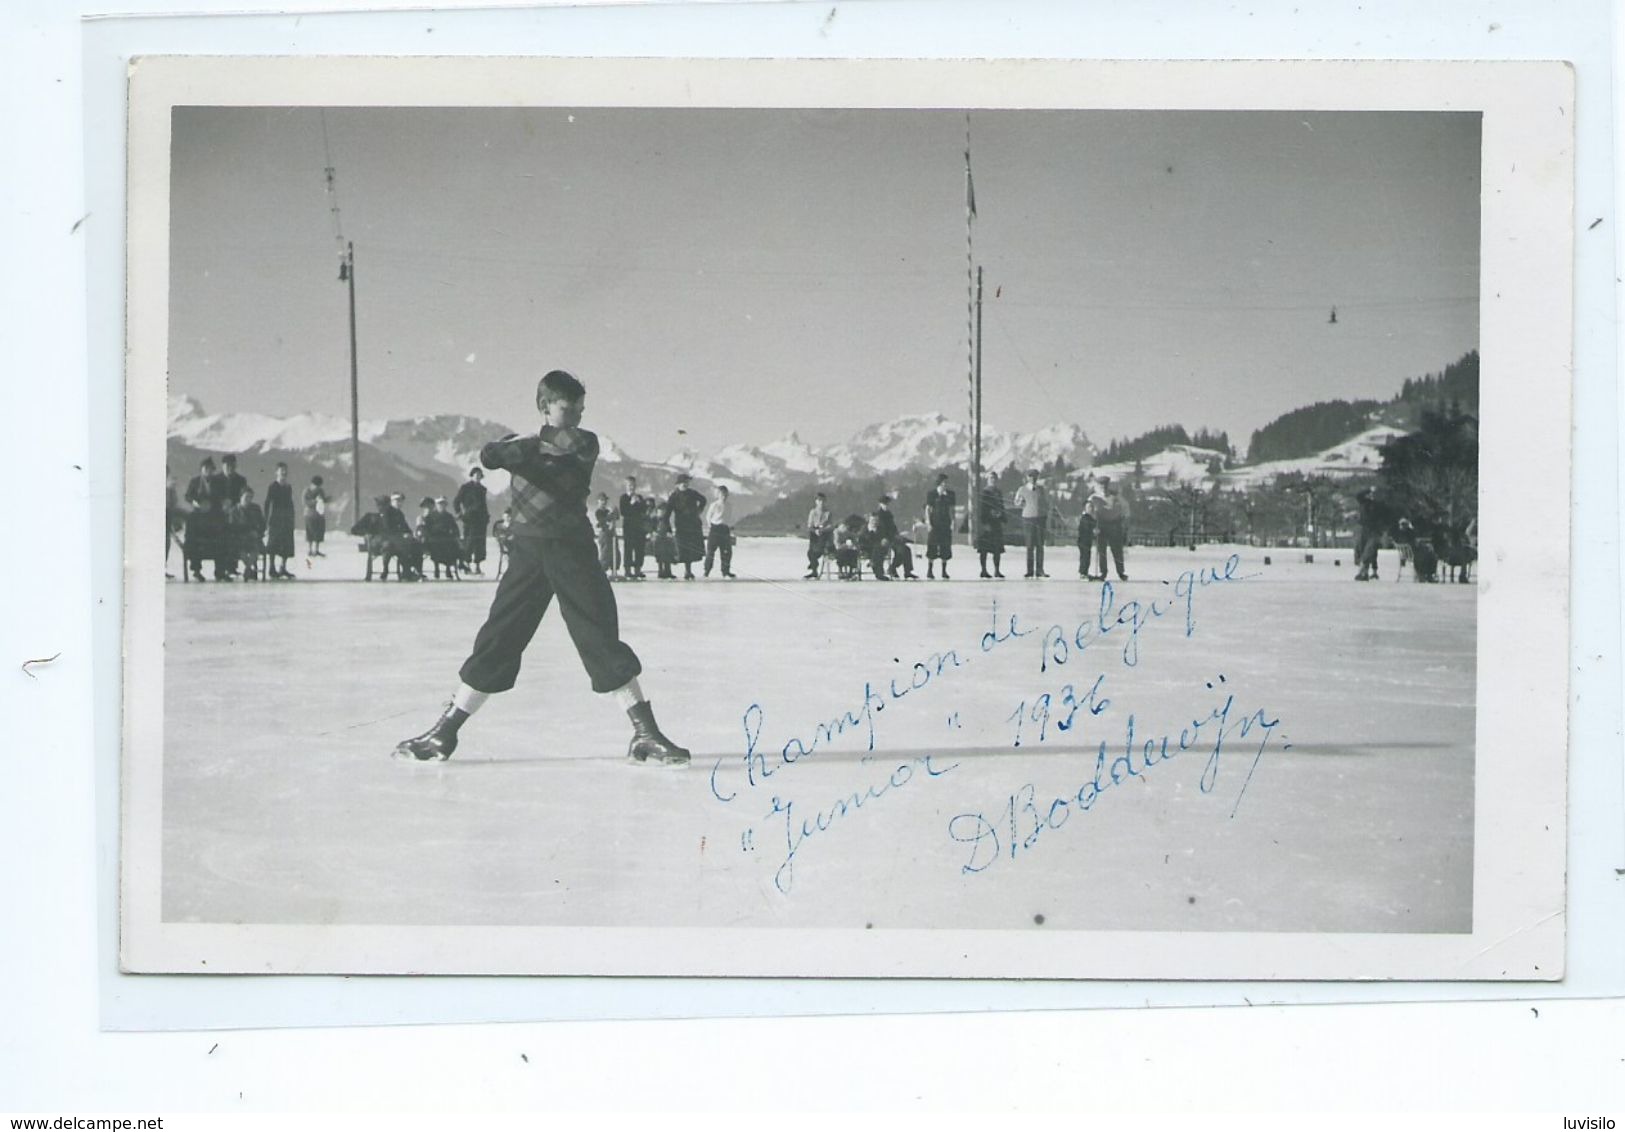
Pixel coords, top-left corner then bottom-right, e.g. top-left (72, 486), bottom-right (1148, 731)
top-left (169, 106), bottom-right (1479, 459)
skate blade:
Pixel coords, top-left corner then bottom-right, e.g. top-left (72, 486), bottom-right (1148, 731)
top-left (627, 751), bottom-right (691, 768)
top-left (392, 743), bottom-right (452, 762)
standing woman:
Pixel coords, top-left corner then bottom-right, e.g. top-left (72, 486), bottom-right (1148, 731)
top-left (264, 461), bottom-right (298, 579)
top-left (303, 474), bottom-right (329, 557)
top-left (667, 473), bottom-right (707, 581)
top-left (975, 471), bottom-right (1007, 579)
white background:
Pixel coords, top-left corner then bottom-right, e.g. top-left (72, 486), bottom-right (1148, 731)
top-left (3, 0), bottom-right (1622, 1113)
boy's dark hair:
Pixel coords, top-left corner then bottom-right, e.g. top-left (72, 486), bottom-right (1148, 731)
top-left (536, 369), bottom-right (586, 407)
top-left (222, 454), bottom-right (237, 466)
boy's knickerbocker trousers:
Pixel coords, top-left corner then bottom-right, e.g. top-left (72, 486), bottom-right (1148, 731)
top-left (459, 533), bottom-right (642, 694)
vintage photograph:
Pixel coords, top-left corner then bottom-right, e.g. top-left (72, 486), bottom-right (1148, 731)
top-left (122, 58), bottom-right (1570, 978)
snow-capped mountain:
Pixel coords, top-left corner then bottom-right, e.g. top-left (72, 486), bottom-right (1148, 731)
top-left (167, 394), bottom-right (1105, 520)
top-left (824, 412), bottom-right (1096, 478)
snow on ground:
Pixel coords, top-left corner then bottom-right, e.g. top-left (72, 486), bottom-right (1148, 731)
top-left (161, 537), bottom-right (1474, 936)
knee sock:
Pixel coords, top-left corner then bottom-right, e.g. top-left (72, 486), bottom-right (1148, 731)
top-left (609, 677), bottom-right (647, 711)
top-left (451, 683), bottom-right (490, 715)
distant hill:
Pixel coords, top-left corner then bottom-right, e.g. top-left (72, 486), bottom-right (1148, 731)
top-left (1243, 350), bottom-right (1479, 464)
top-left (1245, 400), bottom-right (1389, 464)
top-left (1098, 425), bottom-right (1233, 466)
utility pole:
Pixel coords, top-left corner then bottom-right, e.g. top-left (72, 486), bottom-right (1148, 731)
top-left (343, 241), bottom-right (360, 529)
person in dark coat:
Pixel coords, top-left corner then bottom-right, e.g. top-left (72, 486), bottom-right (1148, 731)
top-left (263, 462), bottom-right (297, 579)
top-left (303, 474), bottom-right (329, 556)
top-left (384, 493), bottom-right (413, 539)
top-left (393, 368), bottom-right (688, 767)
top-left (1076, 502), bottom-right (1098, 579)
top-left (859, 514), bottom-right (892, 581)
top-left (871, 497), bottom-right (916, 579)
top-left (453, 467), bottom-right (490, 574)
top-left (975, 472), bottom-right (1007, 579)
top-left (924, 472), bottom-right (956, 579)
top-left (183, 456), bottom-right (230, 580)
top-left (219, 454), bottom-right (248, 516)
top-left (834, 515), bottom-right (864, 579)
top-left (1353, 487), bottom-right (1383, 581)
top-left (666, 473), bottom-right (707, 581)
top-left (618, 475), bottom-right (650, 580)
top-left (229, 485), bottom-right (267, 580)
top-left (423, 497), bottom-right (463, 579)
top-left (593, 493), bottom-right (619, 576)
top-left (651, 500), bottom-right (677, 580)
top-left (1090, 475), bottom-right (1131, 582)
top-left (384, 493), bottom-right (420, 579)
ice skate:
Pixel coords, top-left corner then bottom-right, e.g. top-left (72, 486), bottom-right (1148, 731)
top-left (393, 703), bottom-right (465, 761)
top-left (626, 701), bottom-right (690, 767)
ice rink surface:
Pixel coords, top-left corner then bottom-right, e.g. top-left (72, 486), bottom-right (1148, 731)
top-left (161, 537), bottom-right (1475, 934)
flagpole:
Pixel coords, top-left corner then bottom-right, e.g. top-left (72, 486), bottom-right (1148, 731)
top-left (965, 115), bottom-right (980, 554)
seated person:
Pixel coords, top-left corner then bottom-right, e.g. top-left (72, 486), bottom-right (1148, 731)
top-left (229, 486), bottom-right (266, 580)
top-left (859, 514), bottom-right (893, 581)
top-left (421, 497), bottom-right (463, 578)
top-left (834, 514), bottom-right (865, 579)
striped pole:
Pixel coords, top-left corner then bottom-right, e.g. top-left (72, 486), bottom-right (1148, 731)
top-left (964, 114), bottom-right (979, 552)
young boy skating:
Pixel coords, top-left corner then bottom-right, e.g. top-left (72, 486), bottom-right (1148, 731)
top-left (394, 370), bottom-right (690, 766)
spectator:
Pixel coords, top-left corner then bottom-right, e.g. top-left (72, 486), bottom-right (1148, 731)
top-left (594, 492), bottom-right (620, 576)
top-left (804, 491), bottom-right (833, 580)
top-left (264, 462), bottom-right (297, 579)
top-left (1090, 475), bottom-right (1131, 582)
top-left (453, 467), bottom-right (490, 575)
top-left (1012, 468), bottom-right (1049, 578)
top-left (229, 485), bottom-right (266, 580)
top-left (183, 456), bottom-right (230, 581)
top-left (975, 471), bottom-right (1007, 579)
top-left (619, 476), bottom-right (651, 580)
top-left (667, 473), bottom-right (706, 581)
top-left (651, 500), bottom-right (678, 581)
top-left (704, 485), bottom-right (736, 578)
top-left (303, 474), bottom-right (329, 557)
top-left (924, 472), bottom-right (957, 579)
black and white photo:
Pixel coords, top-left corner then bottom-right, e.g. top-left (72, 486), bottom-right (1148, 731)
top-left (120, 56), bottom-right (1572, 978)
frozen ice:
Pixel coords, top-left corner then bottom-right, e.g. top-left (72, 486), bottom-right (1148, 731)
top-left (160, 537), bottom-right (1474, 934)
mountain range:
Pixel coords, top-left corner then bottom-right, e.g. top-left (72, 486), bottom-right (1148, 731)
top-left (166, 397), bottom-right (1097, 523)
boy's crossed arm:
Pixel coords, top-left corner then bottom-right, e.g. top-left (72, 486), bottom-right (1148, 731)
top-left (482, 430), bottom-right (598, 503)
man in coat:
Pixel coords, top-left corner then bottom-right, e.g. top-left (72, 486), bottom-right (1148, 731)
top-left (1090, 475), bottom-right (1132, 582)
top-left (453, 466), bottom-right (491, 574)
top-left (619, 475), bottom-right (651, 580)
top-left (924, 472), bottom-right (957, 580)
top-left (183, 456), bottom-right (231, 580)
